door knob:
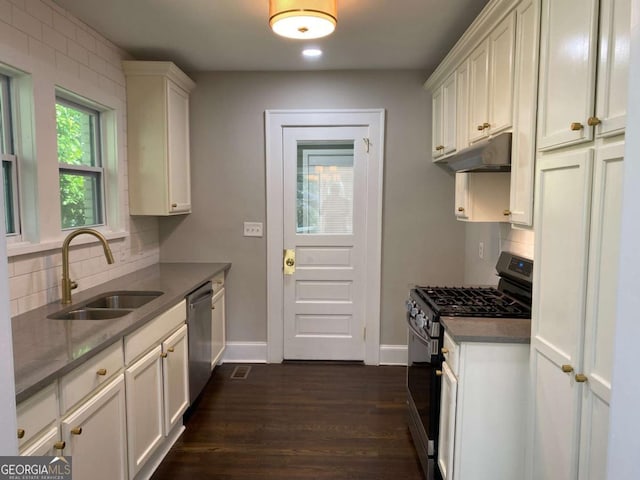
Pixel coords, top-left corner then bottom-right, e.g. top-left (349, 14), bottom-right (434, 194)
top-left (283, 249), bottom-right (296, 275)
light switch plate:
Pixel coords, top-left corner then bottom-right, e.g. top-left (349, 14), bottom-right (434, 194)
top-left (243, 222), bottom-right (263, 237)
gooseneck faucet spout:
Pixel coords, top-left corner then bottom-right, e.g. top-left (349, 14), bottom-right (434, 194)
top-left (61, 228), bottom-right (115, 304)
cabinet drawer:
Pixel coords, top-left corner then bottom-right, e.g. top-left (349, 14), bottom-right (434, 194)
top-left (125, 300), bottom-right (186, 364)
top-left (17, 383), bottom-right (58, 449)
top-left (443, 330), bottom-right (460, 376)
top-left (60, 341), bottom-right (124, 413)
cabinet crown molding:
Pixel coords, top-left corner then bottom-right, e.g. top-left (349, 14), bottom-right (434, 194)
top-left (424, 0), bottom-right (521, 91)
top-left (122, 60), bottom-right (196, 92)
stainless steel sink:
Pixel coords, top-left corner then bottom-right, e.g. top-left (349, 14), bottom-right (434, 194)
top-left (84, 291), bottom-right (163, 309)
top-left (48, 290), bottom-right (163, 320)
top-left (49, 308), bottom-right (131, 320)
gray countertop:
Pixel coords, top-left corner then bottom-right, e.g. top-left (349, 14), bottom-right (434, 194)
top-left (12, 262), bottom-right (230, 403)
top-left (440, 316), bottom-right (531, 344)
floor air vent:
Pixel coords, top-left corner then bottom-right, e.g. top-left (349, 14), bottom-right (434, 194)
top-left (230, 365), bottom-right (252, 380)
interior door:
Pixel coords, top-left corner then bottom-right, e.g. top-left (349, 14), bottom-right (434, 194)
top-left (282, 126), bottom-right (368, 360)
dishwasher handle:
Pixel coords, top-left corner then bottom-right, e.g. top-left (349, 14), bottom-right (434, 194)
top-left (189, 290), bottom-right (213, 309)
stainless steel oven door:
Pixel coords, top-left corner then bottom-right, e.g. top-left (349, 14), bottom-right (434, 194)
top-left (407, 318), bottom-right (442, 480)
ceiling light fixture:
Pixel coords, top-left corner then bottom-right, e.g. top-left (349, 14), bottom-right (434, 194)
top-left (269, 0), bottom-right (337, 40)
top-left (302, 48), bottom-right (323, 58)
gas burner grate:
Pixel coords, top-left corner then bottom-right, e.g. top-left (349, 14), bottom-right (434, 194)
top-left (415, 286), bottom-right (531, 318)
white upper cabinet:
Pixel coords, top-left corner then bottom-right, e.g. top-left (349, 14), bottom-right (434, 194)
top-left (509, 0), bottom-right (540, 226)
top-left (123, 61), bottom-right (196, 216)
top-left (456, 60), bottom-right (470, 152)
top-left (432, 72), bottom-right (457, 160)
top-left (594, 0), bottom-right (630, 137)
top-left (537, 0), bottom-right (599, 150)
top-left (469, 12), bottom-right (516, 144)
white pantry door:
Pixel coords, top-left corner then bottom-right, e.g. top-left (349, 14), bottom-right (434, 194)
top-left (282, 126), bottom-right (368, 360)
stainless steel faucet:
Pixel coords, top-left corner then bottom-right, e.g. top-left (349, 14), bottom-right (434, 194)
top-left (61, 228), bottom-right (115, 304)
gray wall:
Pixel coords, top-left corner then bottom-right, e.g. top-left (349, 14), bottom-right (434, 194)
top-left (159, 70), bottom-right (465, 346)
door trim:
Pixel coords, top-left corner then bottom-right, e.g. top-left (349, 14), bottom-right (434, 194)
top-left (265, 109), bottom-right (385, 365)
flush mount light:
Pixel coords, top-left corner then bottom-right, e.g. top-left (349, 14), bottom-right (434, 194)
top-left (302, 48), bottom-right (323, 58)
top-left (269, 0), bottom-right (337, 40)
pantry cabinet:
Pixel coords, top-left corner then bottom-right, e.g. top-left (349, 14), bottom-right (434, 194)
top-left (438, 330), bottom-right (529, 480)
top-left (123, 61), bottom-right (196, 216)
top-left (528, 142), bottom-right (624, 479)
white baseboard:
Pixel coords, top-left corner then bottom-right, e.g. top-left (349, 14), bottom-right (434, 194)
top-left (222, 341), bottom-right (268, 363)
top-left (379, 344), bottom-right (408, 366)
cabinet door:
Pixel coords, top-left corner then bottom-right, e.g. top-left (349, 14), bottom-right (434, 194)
top-left (442, 72), bottom-right (457, 155)
top-left (62, 375), bottom-right (127, 480)
top-left (125, 346), bottom-right (164, 478)
top-left (488, 12), bottom-right (516, 135)
top-left (437, 361), bottom-right (457, 480)
top-left (456, 60), bottom-right (470, 152)
top-left (468, 39), bottom-right (490, 143)
top-left (528, 149), bottom-right (593, 480)
top-left (167, 80), bottom-right (191, 213)
top-left (454, 173), bottom-right (469, 219)
top-left (432, 87), bottom-right (444, 159)
top-left (578, 143), bottom-right (624, 480)
top-left (211, 288), bottom-right (226, 368)
top-left (162, 324), bottom-right (189, 434)
top-left (510, 0), bottom-right (540, 226)
top-left (20, 427), bottom-right (60, 456)
top-left (595, 0), bottom-right (630, 137)
top-left (537, 0), bottom-right (599, 150)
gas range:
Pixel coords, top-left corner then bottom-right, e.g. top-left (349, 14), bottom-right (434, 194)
top-left (406, 251), bottom-right (533, 355)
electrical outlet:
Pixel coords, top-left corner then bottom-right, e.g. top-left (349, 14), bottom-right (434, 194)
top-left (243, 222), bottom-right (263, 237)
top-left (479, 241), bottom-right (484, 259)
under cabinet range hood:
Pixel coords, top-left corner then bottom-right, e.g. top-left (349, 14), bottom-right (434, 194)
top-left (444, 132), bottom-right (512, 172)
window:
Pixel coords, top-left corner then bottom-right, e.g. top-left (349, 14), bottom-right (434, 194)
top-left (56, 97), bottom-right (104, 229)
top-left (0, 73), bottom-right (19, 235)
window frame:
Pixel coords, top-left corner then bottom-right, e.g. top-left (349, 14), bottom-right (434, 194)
top-left (1, 73), bottom-right (21, 237)
top-left (55, 95), bottom-right (107, 230)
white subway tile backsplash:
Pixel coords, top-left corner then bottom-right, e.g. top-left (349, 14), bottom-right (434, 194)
top-left (42, 23), bottom-right (66, 52)
top-left (12, 5), bottom-right (41, 38)
top-left (67, 39), bottom-right (88, 65)
top-left (0, 0), bottom-right (11, 21)
top-left (52, 10), bottom-right (74, 38)
top-left (5, 0), bottom-right (161, 315)
top-left (0, 19), bottom-right (29, 54)
top-left (75, 27), bottom-right (96, 53)
top-left (55, 51), bottom-right (79, 76)
top-left (25, 0), bottom-right (52, 27)
top-left (28, 36), bottom-right (54, 65)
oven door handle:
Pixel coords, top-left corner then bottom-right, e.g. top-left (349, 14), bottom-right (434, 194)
top-left (406, 316), bottom-right (431, 346)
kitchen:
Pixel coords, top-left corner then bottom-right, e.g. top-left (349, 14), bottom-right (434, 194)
top-left (0, 0), bottom-right (639, 479)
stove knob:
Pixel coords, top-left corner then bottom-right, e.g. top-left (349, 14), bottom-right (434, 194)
top-left (416, 313), bottom-right (426, 328)
top-left (405, 300), bottom-right (414, 312)
top-left (411, 307), bottom-right (418, 317)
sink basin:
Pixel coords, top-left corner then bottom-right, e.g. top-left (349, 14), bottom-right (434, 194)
top-left (49, 308), bottom-right (131, 320)
top-left (84, 291), bottom-right (163, 309)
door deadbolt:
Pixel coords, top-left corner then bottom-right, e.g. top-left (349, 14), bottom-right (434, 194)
top-left (286, 258), bottom-right (295, 267)
top-left (283, 249), bottom-right (296, 275)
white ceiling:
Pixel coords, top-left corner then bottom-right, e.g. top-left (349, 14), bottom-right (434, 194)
top-left (52, 0), bottom-right (489, 74)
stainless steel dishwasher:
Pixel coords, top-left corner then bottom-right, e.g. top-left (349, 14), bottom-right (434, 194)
top-left (186, 281), bottom-right (213, 403)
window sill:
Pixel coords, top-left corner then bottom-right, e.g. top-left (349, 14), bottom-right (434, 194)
top-left (7, 230), bottom-right (128, 258)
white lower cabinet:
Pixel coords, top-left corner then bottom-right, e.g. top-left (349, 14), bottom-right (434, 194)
top-left (62, 375), bottom-right (128, 480)
top-left (125, 313), bottom-right (189, 479)
top-left (126, 346), bottom-right (165, 478)
top-left (437, 331), bottom-right (529, 480)
top-left (19, 427), bottom-right (60, 456)
top-left (211, 288), bottom-right (226, 368)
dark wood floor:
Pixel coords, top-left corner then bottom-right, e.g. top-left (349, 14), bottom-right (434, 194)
top-left (152, 363), bottom-right (426, 480)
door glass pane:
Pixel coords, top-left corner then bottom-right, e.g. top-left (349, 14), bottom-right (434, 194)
top-left (297, 142), bottom-right (354, 234)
